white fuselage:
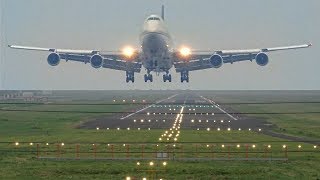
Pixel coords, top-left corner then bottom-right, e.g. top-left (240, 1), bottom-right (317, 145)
top-left (139, 15), bottom-right (173, 73)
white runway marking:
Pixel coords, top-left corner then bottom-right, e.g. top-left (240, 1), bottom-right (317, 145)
top-left (199, 95), bottom-right (238, 121)
top-left (120, 94), bottom-right (178, 120)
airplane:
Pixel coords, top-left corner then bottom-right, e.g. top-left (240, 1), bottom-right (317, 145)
top-left (8, 5), bottom-right (312, 83)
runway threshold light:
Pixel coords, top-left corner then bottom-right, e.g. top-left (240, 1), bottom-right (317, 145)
top-left (163, 162), bottom-right (167, 166)
top-left (149, 161), bottom-right (154, 166)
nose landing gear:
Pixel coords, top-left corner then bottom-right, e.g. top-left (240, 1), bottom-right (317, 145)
top-left (144, 74), bottom-right (153, 82)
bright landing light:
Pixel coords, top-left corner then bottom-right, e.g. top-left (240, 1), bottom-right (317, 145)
top-left (179, 47), bottom-right (191, 57)
top-left (122, 46), bottom-right (135, 58)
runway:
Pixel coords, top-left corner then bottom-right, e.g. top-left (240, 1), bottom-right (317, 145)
top-left (80, 93), bottom-right (266, 132)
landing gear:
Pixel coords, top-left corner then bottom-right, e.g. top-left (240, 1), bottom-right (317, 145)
top-left (180, 71), bottom-right (189, 83)
top-left (163, 72), bottom-right (172, 82)
top-left (144, 74), bottom-right (153, 82)
top-left (126, 71), bottom-right (135, 83)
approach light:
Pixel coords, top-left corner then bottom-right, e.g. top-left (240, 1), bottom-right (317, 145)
top-left (96, 127), bottom-right (100, 130)
top-left (298, 145), bottom-right (302, 149)
top-left (238, 128), bottom-right (241, 131)
top-left (227, 128), bottom-right (231, 131)
top-left (136, 162), bottom-right (140, 166)
top-left (283, 145), bottom-right (287, 149)
top-left (217, 128), bottom-right (221, 131)
top-left (46, 143), bottom-right (49, 146)
top-left (15, 142), bottom-right (19, 146)
top-left (221, 144), bottom-right (225, 148)
top-left (61, 143), bottom-right (65, 146)
top-left (252, 144), bottom-right (256, 148)
top-left (314, 145), bottom-right (317, 149)
top-left (149, 161), bottom-right (154, 166)
top-left (207, 128), bottom-right (210, 131)
top-left (29, 143), bottom-right (33, 146)
top-left (126, 177), bottom-right (131, 180)
top-left (258, 128), bottom-right (262, 132)
top-left (268, 145), bottom-right (271, 148)
top-left (163, 162), bottom-right (167, 166)
top-left (237, 144), bottom-right (240, 148)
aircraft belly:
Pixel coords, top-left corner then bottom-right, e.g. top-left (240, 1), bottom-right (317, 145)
top-left (141, 32), bottom-right (173, 72)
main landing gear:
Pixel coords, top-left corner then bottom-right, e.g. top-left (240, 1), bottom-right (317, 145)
top-left (163, 72), bottom-right (172, 82)
top-left (180, 71), bottom-right (189, 83)
top-left (126, 71), bottom-right (135, 83)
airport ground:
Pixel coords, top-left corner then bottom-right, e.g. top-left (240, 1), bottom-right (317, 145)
top-left (0, 90), bottom-right (319, 179)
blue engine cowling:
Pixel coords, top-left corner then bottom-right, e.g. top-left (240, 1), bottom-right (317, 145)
top-left (47, 53), bottom-right (60, 66)
top-left (90, 54), bottom-right (103, 68)
top-left (255, 53), bottom-right (269, 66)
top-left (210, 54), bottom-right (223, 68)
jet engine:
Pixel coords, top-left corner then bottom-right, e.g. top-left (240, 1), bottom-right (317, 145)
top-left (255, 52), bottom-right (269, 66)
top-left (47, 53), bottom-right (60, 66)
top-left (210, 54), bottom-right (223, 68)
top-left (90, 54), bottom-right (103, 68)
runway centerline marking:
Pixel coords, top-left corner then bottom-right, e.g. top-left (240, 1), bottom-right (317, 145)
top-left (120, 94), bottom-right (179, 120)
top-left (199, 95), bottom-right (238, 121)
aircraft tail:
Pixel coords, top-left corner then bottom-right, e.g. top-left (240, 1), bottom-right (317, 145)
top-left (161, 5), bottom-right (165, 20)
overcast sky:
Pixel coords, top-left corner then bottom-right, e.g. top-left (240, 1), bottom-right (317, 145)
top-left (0, 0), bottom-right (319, 90)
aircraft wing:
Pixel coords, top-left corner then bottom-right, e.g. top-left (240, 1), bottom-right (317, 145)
top-left (8, 45), bottom-right (142, 73)
top-left (174, 43), bottom-right (312, 72)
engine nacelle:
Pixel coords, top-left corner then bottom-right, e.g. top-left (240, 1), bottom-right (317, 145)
top-left (47, 53), bottom-right (60, 66)
top-left (90, 54), bottom-right (103, 68)
top-left (210, 54), bottom-right (223, 68)
top-left (255, 52), bottom-right (269, 66)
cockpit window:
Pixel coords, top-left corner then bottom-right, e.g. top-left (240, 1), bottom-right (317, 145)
top-left (147, 17), bottom-right (161, 21)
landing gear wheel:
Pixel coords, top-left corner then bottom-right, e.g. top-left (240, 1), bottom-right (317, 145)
top-left (126, 71), bottom-right (135, 83)
top-left (149, 74), bottom-right (153, 82)
top-left (180, 71), bottom-right (189, 83)
top-left (163, 73), bottom-right (172, 82)
top-left (144, 74), bottom-right (153, 82)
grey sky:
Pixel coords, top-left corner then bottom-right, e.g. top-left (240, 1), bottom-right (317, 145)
top-left (0, 0), bottom-right (319, 90)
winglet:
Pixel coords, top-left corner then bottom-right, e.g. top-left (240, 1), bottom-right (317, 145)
top-left (161, 5), bottom-right (165, 20)
top-left (308, 43), bottom-right (312, 47)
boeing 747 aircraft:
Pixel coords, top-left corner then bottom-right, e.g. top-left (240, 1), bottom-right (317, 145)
top-left (9, 6), bottom-right (311, 83)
